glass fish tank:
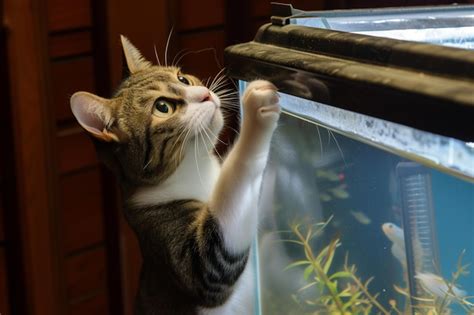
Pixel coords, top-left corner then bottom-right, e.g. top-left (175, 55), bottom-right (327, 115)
top-left (225, 3), bottom-right (474, 315)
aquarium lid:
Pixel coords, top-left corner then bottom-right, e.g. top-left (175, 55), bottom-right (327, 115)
top-left (224, 6), bottom-right (474, 142)
top-left (270, 2), bottom-right (474, 26)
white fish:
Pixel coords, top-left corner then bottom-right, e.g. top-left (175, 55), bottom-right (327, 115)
top-left (350, 210), bottom-right (372, 225)
top-left (330, 186), bottom-right (349, 199)
top-left (316, 169), bottom-right (340, 182)
top-left (382, 222), bottom-right (424, 272)
top-left (415, 272), bottom-right (466, 299)
top-left (382, 222), bottom-right (407, 269)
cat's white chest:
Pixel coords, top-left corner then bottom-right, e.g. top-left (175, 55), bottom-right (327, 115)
top-left (131, 142), bottom-right (220, 206)
top-left (198, 260), bottom-right (255, 315)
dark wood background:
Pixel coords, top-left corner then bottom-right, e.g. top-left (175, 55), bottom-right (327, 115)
top-left (1, 0), bottom-right (472, 314)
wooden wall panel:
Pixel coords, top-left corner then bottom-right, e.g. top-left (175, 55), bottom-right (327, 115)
top-left (57, 128), bottom-right (98, 174)
top-left (120, 217), bottom-right (141, 315)
top-left (177, 0), bottom-right (224, 30)
top-left (47, 0), bottom-right (92, 32)
top-left (0, 248), bottom-right (9, 315)
top-left (178, 30), bottom-right (225, 80)
top-left (290, 0), bottom-right (325, 10)
top-left (68, 293), bottom-right (109, 315)
top-left (65, 247), bottom-right (107, 301)
top-left (104, 0), bottom-right (170, 89)
top-left (250, 19), bottom-right (269, 40)
top-left (250, 0), bottom-right (271, 18)
top-left (60, 169), bottom-right (104, 253)
top-left (4, 0), bottom-right (63, 313)
top-left (51, 57), bottom-right (95, 122)
top-left (49, 31), bottom-right (92, 59)
top-left (0, 197), bottom-right (4, 241)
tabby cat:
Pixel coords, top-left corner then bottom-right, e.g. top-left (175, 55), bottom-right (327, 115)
top-left (70, 36), bottom-right (280, 315)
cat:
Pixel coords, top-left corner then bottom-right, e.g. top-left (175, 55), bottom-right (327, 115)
top-left (70, 35), bottom-right (280, 315)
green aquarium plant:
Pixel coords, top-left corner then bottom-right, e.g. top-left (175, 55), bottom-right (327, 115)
top-left (396, 250), bottom-right (474, 315)
top-left (285, 218), bottom-right (396, 315)
top-left (285, 218), bottom-right (473, 315)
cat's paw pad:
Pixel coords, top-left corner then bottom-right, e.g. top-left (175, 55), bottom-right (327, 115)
top-left (242, 80), bottom-right (280, 126)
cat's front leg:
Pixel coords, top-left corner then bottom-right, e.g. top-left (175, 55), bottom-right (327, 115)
top-left (209, 80), bottom-right (280, 254)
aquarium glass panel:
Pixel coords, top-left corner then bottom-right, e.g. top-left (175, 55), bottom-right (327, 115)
top-left (241, 82), bottom-right (474, 314)
top-left (292, 7), bottom-right (474, 49)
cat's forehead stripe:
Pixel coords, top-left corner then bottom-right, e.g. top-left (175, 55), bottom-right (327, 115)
top-left (167, 84), bottom-right (181, 95)
top-left (124, 70), bottom-right (175, 89)
top-left (127, 78), bottom-right (185, 97)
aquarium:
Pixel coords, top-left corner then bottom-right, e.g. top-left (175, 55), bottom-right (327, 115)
top-left (225, 3), bottom-right (474, 315)
top-left (291, 5), bottom-right (474, 49)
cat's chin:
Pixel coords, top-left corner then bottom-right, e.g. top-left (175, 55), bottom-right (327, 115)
top-left (209, 109), bottom-right (224, 135)
top-left (188, 110), bottom-right (224, 147)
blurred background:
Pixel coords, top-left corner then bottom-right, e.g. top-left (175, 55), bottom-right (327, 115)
top-left (0, 0), bottom-right (473, 314)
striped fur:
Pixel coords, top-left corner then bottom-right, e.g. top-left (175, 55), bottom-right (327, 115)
top-left (70, 36), bottom-right (280, 315)
top-left (126, 200), bottom-right (249, 313)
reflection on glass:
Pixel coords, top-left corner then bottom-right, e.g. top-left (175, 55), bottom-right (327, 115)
top-left (293, 7), bottom-right (474, 49)
top-left (251, 92), bottom-right (474, 314)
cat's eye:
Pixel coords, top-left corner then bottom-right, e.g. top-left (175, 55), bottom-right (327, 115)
top-left (178, 75), bottom-right (190, 85)
top-left (153, 99), bottom-right (176, 118)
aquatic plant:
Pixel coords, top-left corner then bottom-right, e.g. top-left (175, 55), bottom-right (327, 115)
top-left (394, 250), bottom-right (474, 315)
top-left (285, 218), bottom-right (395, 315)
top-left (434, 250), bottom-right (473, 314)
top-left (284, 216), bottom-right (473, 315)
top-left (316, 168), bottom-right (350, 203)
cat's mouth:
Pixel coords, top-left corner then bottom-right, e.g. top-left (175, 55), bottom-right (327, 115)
top-left (206, 91), bottom-right (220, 108)
top-left (182, 90), bottom-right (223, 137)
top-left (193, 105), bottom-right (223, 138)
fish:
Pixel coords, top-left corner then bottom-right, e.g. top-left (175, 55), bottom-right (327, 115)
top-left (382, 222), bottom-right (424, 272)
top-left (329, 185), bottom-right (349, 199)
top-left (316, 169), bottom-right (340, 182)
top-left (415, 272), bottom-right (466, 299)
top-left (350, 210), bottom-right (371, 225)
top-left (320, 192), bottom-right (332, 202)
top-left (382, 222), bottom-right (407, 269)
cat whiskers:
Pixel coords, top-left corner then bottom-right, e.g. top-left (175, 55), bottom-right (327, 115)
top-left (169, 125), bottom-right (190, 153)
top-left (210, 78), bottom-right (230, 94)
top-left (204, 77), bottom-right (212, 88)
top-left (217, 93), bottom-right (239, 108)
top-left (175, 126), bottom-right (193, 170)
top-left (144, 126), bottom-right (193, 170)
top-left (173, 48), bottom-right (221, 69)
top-left (143, 157), bottom-right (153, 171)
top-left (194, 128), bottom-right (205, 186)
top-left (200, 125), bottom-right (225, 162)
top-left (214, 85), bottom-right (239, 104)
top-left (153, 44), bottom-right (161, 66)
top-left (215, 89), bottom-right (239, 100)
top-left (204, 125), bottom-right (226, 146)
top-left (327, 129), bottom-right (346, 166)
top-left (222, 125), bottom-right (241, 137)
top-left (208, 68), bottom-right (228, 91)
top-left (208, 67), bottom-right (226, 86)
top-left (207, 67), bottom-right (241, 115)
top-left (217, 91), bottom-right (241, 116)
top-left (171, 48), bottom-right (190, 67)
top-left (213, 70), bottom-right (239, 91)
top-left (164, 26), bottom-right (174, 66)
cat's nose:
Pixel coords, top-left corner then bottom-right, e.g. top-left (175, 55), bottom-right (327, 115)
top-left (201, 92), bottom-right (211, 102)
top-left (185, 86), bottom-right (211, 103)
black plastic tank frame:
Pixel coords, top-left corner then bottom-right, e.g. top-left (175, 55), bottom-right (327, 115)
top-left (224, 4), bottom-right (474, 142)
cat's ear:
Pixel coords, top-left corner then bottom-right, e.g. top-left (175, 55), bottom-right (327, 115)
top-left (120, 35), bottom-right (152, 74)
top-left (70, 92), bottom-right (119, 142)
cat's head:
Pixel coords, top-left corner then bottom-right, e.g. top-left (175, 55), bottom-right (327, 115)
top-left (70, 36), bottom-right (224, 187)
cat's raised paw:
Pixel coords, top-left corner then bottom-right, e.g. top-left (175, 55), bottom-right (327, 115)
top-left (242, 80), bottom-right (281, 128)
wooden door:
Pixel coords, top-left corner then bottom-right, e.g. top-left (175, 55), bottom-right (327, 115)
top-left (0, 3), bottom-right (10, 314)
top-left (3, 0), bottom-right (63, 314)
